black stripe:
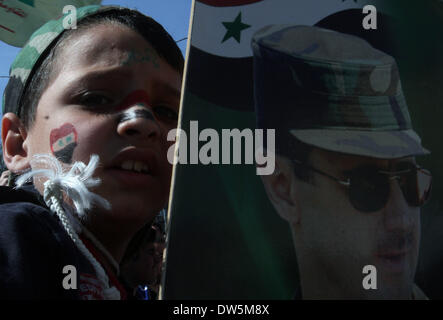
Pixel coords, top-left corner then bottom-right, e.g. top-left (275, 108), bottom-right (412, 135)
top-left (118, 109), bottom-right (155, 123)
top-left (186, 46), bottom-right (254, 111)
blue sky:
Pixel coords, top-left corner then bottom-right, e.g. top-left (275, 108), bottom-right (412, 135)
top-left (0, 0), bottom-right (192, 118)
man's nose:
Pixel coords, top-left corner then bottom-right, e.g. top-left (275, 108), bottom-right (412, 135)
top-left (116, 106), bottom-right (160, 140)
top-left (382, 178), bottom-right (418, 231)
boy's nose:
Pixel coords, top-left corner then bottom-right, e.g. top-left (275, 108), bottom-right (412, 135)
top-left (116, 106), bottom-right (160, 141)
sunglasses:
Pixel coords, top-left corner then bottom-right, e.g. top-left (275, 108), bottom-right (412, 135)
top-left (293, 160), bottom-right (432, 213)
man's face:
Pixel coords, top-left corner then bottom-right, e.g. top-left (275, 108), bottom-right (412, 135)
top-left (283, 148), bottom-right (420, 299)
top-left (23, 24), bottom-right (181, 228)
top-left (130, 228), bottom-right (164, 286)
top-left (134, 241), bottom-right (161, 286)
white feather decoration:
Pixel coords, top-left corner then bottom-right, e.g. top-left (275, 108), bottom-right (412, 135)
top-left (15, 154), bottom-right (111, 216)
top-left (15, 154), bottom-right (120, 300)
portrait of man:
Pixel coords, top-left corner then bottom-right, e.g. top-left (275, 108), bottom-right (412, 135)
top-left (252, 25), bottom-right (433, 299)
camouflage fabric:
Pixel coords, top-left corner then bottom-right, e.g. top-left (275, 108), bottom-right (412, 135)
top-left (251, 25), bottom-right (429, 158)
top-left (2, 5), bottom-right (118, 116)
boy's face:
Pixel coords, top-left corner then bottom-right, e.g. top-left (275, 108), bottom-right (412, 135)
top-left (24, 24), bottom-right (181, 226)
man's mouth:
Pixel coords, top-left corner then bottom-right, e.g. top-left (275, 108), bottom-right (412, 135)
top-left (377, 250), bottom-right (409, 262)
top-left (375, 252), bottom-right (410, 275)
top-left (375, 233), bottom-right (415, 273)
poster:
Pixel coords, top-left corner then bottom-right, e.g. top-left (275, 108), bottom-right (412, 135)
top-left (164, 0), bottom-right (443, 299)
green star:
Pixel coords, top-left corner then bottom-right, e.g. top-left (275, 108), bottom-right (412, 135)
top-left (221, 12), bottom-right (251, 44)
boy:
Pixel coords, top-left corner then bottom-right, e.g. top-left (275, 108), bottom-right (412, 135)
top-left (0, 5), bottom-right (183, 299)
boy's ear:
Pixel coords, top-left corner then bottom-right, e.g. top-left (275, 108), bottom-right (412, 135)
top-left (1, 113), bottom-right (30, 172)
top-left (260, 155), bottom-right (301, 225)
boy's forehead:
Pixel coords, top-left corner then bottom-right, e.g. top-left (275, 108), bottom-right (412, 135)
top-left (59, 23), bottom-right (158, 70)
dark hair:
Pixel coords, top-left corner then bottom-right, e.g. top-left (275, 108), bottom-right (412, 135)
top-left (20, 8), bottom-right (184, 129)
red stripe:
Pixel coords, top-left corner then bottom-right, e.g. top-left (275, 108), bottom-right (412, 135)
top-left (115, 89), bottom-right (151, 112)
top-left (197, 0), bottom-right (263, 7)
top-left (0, 24), bottom-right (15, 33)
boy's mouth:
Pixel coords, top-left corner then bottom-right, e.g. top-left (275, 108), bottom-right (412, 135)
top-left (119, 160), bottom-right (150, 174)
top-left (107, 147), bottom-right (159, 179)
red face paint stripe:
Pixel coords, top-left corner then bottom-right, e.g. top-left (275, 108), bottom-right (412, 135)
top-left (49, 123), bottom-right (78, 153)
top-left (115, 90), bottom-right (151, 112)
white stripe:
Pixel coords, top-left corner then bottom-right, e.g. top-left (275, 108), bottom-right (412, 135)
top-left (10, 68), bottom-right (31, 83)
top-left (28, 32), bottom-right (59, 54)
top-left (191, 0), bottom-right (364, 58)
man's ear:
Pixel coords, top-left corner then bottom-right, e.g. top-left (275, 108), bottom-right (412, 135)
top-left (1, 113), bottom-right (30, 172)
top-left (260, 155), bottom-right (301, 225)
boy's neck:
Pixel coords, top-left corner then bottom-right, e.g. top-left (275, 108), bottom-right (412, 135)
top-left (82, 215), bottom-right (135, 264)
top-left (80, 225), bottom-right (120, 274)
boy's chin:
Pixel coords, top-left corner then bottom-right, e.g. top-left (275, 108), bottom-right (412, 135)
top-left (106, 197), bottom-right (164, 222)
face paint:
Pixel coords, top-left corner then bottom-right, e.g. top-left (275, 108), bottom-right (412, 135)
top-left (115, 90), bottom-right (151, 112)
top-left (115, 89), bottom-right (158, 125)
top-left (122, 48), bottom-right (159, 68)
top-left (118, 108), bottom-right (155, 123)
top-left (50, 123), bottom-right (78, 163)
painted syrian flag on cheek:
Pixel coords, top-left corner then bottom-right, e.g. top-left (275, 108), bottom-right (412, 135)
top-left (187, 0), bottom-right (362, 111)
top-left (50, 123), bottom-right (78, 164)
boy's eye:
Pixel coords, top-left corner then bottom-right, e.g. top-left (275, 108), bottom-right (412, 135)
top-left (78, 92), bottom-right (114, 108)
top-left (152, 105), bottom-right (178, 122)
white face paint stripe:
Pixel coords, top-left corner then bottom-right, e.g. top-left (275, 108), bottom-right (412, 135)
top-left (52, 132), bottom-right (76, 152)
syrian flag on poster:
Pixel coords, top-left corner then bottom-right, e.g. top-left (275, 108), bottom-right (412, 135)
top-left (186, 0), bottom-right (364, 111)
top-left (0, 0), bottom-right (102, 47)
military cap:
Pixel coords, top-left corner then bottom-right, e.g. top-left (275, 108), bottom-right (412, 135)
top-left (251, 25), bottom-right (429, 158)
top-left (2, 5), bottom-right (119, 116)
